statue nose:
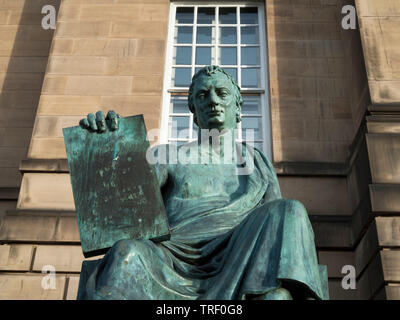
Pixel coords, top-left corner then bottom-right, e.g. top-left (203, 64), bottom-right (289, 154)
top-left (209, 91), bottom-right (219, 108)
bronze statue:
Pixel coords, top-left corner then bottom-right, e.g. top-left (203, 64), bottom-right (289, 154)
top-left (76, 65), bottom-right (328, 300)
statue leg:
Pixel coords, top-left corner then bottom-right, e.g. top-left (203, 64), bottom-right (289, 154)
top-left (81, 238), bottom-right (198, 299)
top-left (82, 239), bottom-right (165, 299)
top-left (251, 199), bottom-right (321, 300)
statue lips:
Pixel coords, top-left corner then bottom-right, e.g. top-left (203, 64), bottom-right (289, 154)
top-left (207, 110), bottom-right (223, 117)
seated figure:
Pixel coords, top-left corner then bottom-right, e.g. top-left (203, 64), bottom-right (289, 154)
top-left (77, 65), bottom-right (328, 300)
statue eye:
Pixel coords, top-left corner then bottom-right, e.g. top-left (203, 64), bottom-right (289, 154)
top-left (197, 92), bottom-right (206, 100)
top-left (218, 91), bottom-right (228, 98)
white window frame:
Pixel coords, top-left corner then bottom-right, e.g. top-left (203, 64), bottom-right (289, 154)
top-left (160, 1), bottom-right (272, 159)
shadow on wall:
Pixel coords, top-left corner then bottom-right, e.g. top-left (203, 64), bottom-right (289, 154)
top-left (0, 0), bottom-right (60, 191)
top-left (267, 0), bottom-right (369, 165)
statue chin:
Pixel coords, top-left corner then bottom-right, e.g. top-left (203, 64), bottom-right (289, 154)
top-left (206, 116), bottom-right (224, 127)
top-left (202, 118), bottom-right (239, 132)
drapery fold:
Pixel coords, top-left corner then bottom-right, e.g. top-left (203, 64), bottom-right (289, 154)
top-left (78, 144), bottom-right (328, 300)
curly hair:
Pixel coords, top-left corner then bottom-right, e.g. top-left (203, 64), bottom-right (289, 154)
top-left (188, 65), bottom-right (243, 123)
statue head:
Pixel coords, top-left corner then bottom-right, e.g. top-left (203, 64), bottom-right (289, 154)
top-left (188, 65), bottom-right (243, 131)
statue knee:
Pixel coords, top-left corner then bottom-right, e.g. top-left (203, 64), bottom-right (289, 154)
top-left (284, 199), bottom-right (305, 210)
top-left (284, 199), bottom-right (308, 219)
top-left (266, 199), bottom-right (307, 219)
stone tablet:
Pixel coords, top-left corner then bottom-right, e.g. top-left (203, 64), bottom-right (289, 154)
top-left (63, 115), bottom-right (170, 258)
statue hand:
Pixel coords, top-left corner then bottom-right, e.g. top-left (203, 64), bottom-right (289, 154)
top-left (79, 110), bottom-right (120, 133)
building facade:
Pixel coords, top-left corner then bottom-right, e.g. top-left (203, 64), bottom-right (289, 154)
top-left (0, 0), bottom-right (399, 300)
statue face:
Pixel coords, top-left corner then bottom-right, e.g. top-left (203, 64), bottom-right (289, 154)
top-left (191, 72), bottom-right (239, 131)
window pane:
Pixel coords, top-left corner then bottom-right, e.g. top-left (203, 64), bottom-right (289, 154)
top-left (220, 27), bottom-right (236, 44)
top-left (168, 5), bottom-right (266, 146)
top-left (176, 7), bottom-right (194, 24)
top-left (241, 47), bottom-right (260, 65)
top-left (174, 46), bottom-right (192, 65)
top-left (241, 26), bottom-right (259, 44)
top-left (196, 47), bottom-right (212, 65)
top-left (219, 7), bottom-right (237, 24)
top-left (241, 68), bottom-right (260, 88)
top-left (170, 98), bottom-right (189, 114)
top-left (220, 47), bottom-right (237, 65)
top-left (197, 7), bottom-right (215, 24)
top-left (242, 97), bottom-right (260, 114)
top-left (224, 68), bottom-right (237, 83)
top-left (241, 117), bottom-right (262, 140)
top-left (240, 7), bottom-right (258, 24)
top-left (196, 27), bottom-right (213, 44)
top-left (176, 26), bottom-right (193, 44)
top-left (169, 116), bottom-right (190, 139)
top-left (172, 68), bottom-right (191, 87)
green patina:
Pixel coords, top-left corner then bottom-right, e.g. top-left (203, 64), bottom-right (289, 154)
top-left (66, 66), bottom-right (328, 300)
top-left (63, 115), bottom-right (170, 258)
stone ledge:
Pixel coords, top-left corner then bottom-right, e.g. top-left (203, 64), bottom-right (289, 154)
top-left (370, 184), bottom-right (400, 213)
top-left (0, 244), bottom-right (34, 272)
top-left (368, 104), bottom-right (400, 115)
top-left (274, 161), bottom-right (348, 176)
top-left (0, 209), bottom-right (357, 249)
top-left (366, 133), bottom-right (400, 184)
top-left (385, 285), bottom-right (400, 300)
top-left (20, 159), bottom-right (69, 173)
top-left (0, 188), bottom-right (19, 200)
top-left (19, 158), bottom-right (351, 176)
top-left (0, 211), bottom-right (79, 243)
top-left (32, 245), bottom-right (102, 273)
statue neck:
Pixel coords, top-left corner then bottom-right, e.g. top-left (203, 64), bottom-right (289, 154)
top-left (197, 129), bottom-right (238, 162)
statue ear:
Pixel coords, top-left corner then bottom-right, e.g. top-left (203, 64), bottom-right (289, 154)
top-left (236, 105), bottom-right (241, 123)
top-left (236, 113), bottom-right (241, 123)
top-left (193, 114), bottom-right (198, 126)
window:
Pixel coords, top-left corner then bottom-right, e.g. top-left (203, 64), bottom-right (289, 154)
top-left (161, 2), bottom-right (271, 158)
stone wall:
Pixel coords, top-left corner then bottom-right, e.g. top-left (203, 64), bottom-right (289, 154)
top-left (267, 0), bottom-right (356, 164)
top-left (354, 0), bottom-right (400, 299)
top-left (0, 0), bottom-right (59, 192)
top-left (0, 0), bottom-right (169, 300)
top-left (0, 0), bottom-right (397, 300)
top-left (0, 0), bottom-right (60, 298)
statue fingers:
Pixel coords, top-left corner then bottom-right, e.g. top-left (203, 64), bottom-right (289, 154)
top-left (106, 110), bottom-right (119, 131)
top-left (87, 113), bottom-right (98, 131)
top-left (96, 111), bottom-right (106, 132)
top-left (79, 118), bottom-right (90, 129)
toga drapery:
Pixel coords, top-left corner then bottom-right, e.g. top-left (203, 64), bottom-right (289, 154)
top-left (77, 142), bottom-right (328, 300)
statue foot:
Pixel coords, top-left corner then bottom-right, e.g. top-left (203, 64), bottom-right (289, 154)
top-left (253, 288), bottom-right (293, 300)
